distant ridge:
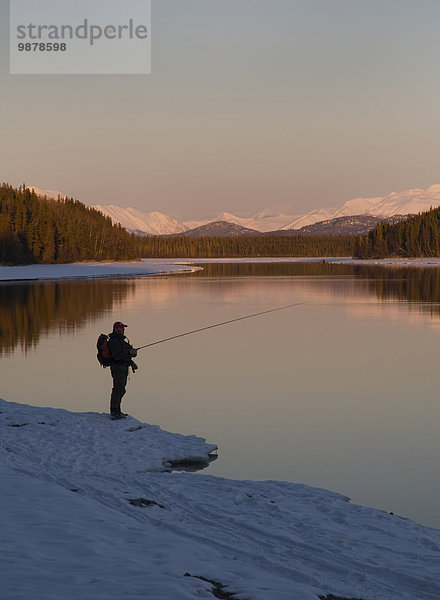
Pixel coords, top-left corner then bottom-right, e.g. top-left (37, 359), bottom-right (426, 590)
top-left (181, 220), bottom-right (261, 237)
top-left (176, 215), bottom-right (411, 237)
top-left (267, 215), bottom-right (410, 237)
top-left (92, 205), bottom-right (188, 236)
top-left (31, 183), bottom-right (440, 236)
top-left (29, 186), bottom-right (66, 200)
top-left (281, 184), bottom-right (440, 230)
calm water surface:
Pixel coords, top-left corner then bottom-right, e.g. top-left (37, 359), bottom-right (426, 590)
top-left (1, 262), bottom-right (440, 529)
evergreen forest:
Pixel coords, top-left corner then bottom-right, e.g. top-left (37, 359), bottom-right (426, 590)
top-left (0, 184), bottom-right (138, 264)
top-left (3, 183), bottom-right (440, 264)
top-left (354, 206), bottom-right (440, 258)
top-left (136, 233), bottom-right (356, 259)
top-left (0, 183), bottom-right (356, 264)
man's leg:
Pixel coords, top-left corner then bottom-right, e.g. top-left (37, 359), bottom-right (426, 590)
top-left (110, 364), bottom-right (128, 415)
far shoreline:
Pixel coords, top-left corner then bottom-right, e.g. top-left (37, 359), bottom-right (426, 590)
top-left (1, 256), bottom-right (440, 282)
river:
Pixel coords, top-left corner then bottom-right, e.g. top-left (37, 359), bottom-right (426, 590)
top-left (1, 260), bottom-right (439, 529)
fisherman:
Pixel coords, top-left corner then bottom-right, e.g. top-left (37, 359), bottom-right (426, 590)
top-left (108, 321), bottom-right (138, 420)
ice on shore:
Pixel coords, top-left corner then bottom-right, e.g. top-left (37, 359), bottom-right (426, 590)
top-left (0, 260), bottom-right (201, 281)
top-left (3, 256), bottom-right (440, 283)
top-left (1, 397), bottom-right (440, 600)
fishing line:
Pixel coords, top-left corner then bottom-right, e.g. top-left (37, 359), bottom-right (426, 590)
top-left (136, 301), bottom-right (307, 351)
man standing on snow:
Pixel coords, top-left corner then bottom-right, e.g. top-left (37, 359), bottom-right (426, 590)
top-left (108, 321), bottom-right (138, 420)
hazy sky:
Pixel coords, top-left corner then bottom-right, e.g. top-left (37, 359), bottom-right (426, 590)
top-left (1, 0), bottom-right (440, 219)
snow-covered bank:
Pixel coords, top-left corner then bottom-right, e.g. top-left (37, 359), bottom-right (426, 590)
top-left (2, 256), bottom-right (440, 282)
top-left (327, 257), bottom-right (440, 268)
top-left (0, 260), bottom-right (201, 281)
top-left (174, 257), bottom-right (440, 268)
top-left (1, 399), bottom-right (440, 600)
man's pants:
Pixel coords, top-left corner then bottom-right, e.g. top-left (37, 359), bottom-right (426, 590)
top-left (110, 364), bottom-right (129, 414)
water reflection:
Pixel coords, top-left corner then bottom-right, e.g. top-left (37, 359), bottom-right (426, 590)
top-left (191, 262), bottom-right (440, 312)
top-left (2, 262), bottom-right (440, 356)
top-left (0, 279), bottom-right (135, 355)
top-left (189, 262), bottom-right (352, 278)
top-left (2, 262), bottom-right (440, 528)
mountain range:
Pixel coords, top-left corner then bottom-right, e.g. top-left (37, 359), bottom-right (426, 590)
top-left (92, 205), bottom-right (188, 236)
top-left (30, 184), bottom-right (440, 236)
top-left (93, 184), bottom-right (440, 236)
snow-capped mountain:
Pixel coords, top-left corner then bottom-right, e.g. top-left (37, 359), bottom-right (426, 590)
top-left (182, 220), bottom-right (261, 237)
top-left (93, 205), bottom-right (188, 236)
top-left (33, 183), bottom-right (440, 235)
top-left (114, 184), bottom-right (440, 235)
top-left (192, 185), bottom-right (440, 232)
top-left (29, 185), bottom-right (66, 200)
top-left (183, 211), bottom-right (301, 232)
top-left (281, 184), bottom-right (440, 230)
top-left (208, 211), bottom-right (299, 232)
top-left (284, 214), bottom-right (409, 237)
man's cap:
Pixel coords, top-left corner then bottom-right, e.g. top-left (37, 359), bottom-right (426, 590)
top-left (113, 321), bottom-right (128, 329)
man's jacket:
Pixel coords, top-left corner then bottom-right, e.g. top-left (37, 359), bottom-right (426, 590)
top-left (108, 332), bottom-right (134, 366)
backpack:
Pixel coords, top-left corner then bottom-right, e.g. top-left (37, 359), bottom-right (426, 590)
top-left (97, 333), bottom-right (114, 367)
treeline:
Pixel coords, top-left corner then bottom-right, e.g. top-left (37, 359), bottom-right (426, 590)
top-left (0, 183), bottom-right (356, 264)
top-left (355, 207), bottom-right (440, 258)
top-left (136, 234), bottom-right (356, 258)
top-left (0, 184), bottom-right (138, 264)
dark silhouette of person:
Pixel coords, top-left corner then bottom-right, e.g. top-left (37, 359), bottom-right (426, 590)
top-left (108, 321), bottom-right (138, 419)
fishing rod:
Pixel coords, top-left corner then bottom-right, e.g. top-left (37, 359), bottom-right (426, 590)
top-left (136, 301), bottom-right (306, 351)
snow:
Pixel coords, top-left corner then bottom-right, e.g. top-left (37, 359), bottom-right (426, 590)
top-left (3, 257), bottom-right (440, 283)
top-left (2, 258), bottom-right (440, 598)
top-left (1, 397), bottom-right (440, 600)
top-left (28, 182), bottom-right (440, 234)
top-left (93, 205), bottom-right (189, 235)
top-left (326, 257), bottom-right (440, 268)
top-left (209, 211), bottom-right (299, 232)
top-left (282, 184), bottom-right (440, 230)
top-left (3, 257), bottom-right (440, 284)
top-left (0, 260), bottom-right (201, 281)
top-left (339, 184), bottom-right (440, 219)
top-left (282, 207), bottom-right (337, 230)
top-left (29, 185), bottom-right (66, 200)
top-left (89, 184), bottom-right (440, 234)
